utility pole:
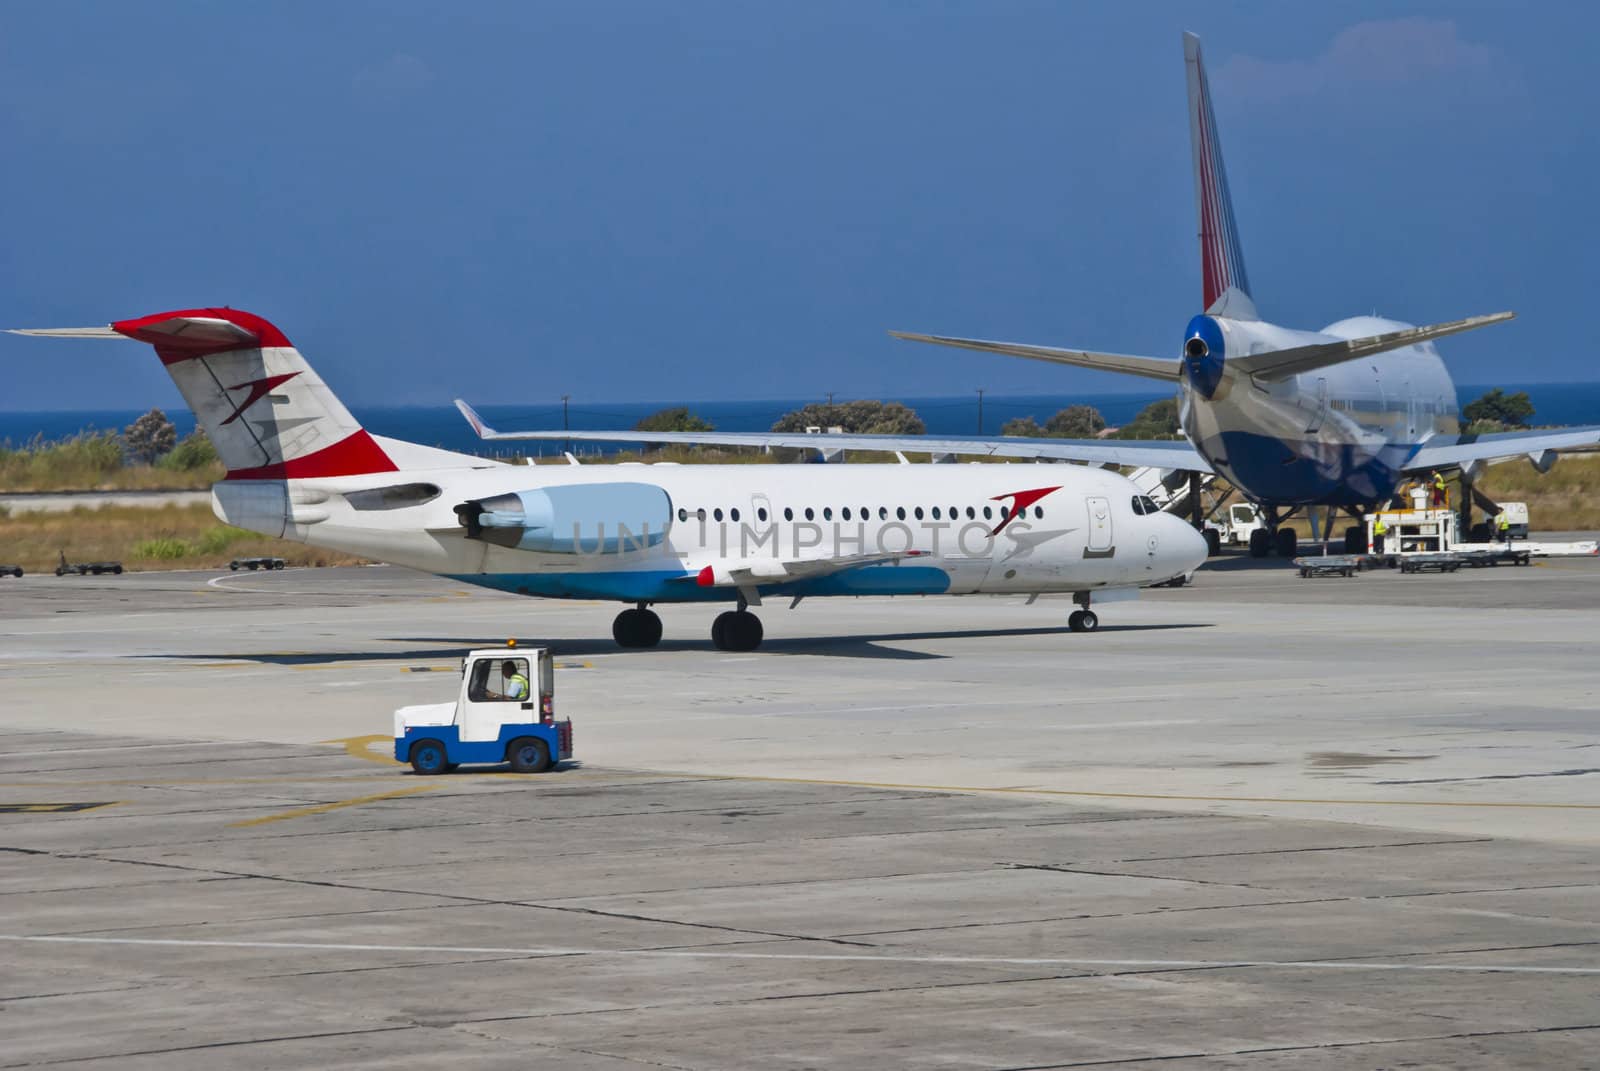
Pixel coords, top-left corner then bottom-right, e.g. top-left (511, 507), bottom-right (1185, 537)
top-left (561, 394), bottom-right (570, 455)
top-left (976, 388), bottom-right (985, 435)
top-left (826, 391), bottom-right (835, 406)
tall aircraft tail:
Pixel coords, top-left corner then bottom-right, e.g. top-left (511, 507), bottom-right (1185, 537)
top-left (1185, 32), bottom-right (1257, 321)
top-left (11, 308), bottom-right (399, 480)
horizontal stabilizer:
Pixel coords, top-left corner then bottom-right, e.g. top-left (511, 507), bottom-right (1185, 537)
top-left (6, 326), bottom-right (122, 339)
top-left (888, 332), bottom-right (1179, 382)
top-left (1231, 312), bottom-right (1515, 381)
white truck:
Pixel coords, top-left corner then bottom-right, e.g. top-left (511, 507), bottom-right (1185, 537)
top-left (393, 644), bottom-right (573, 774)
top-left (1203, 502), bottom-right (1265, 554)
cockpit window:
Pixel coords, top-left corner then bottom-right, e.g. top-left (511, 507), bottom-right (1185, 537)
top-left (1131, 495), bottom-right (1160, 515)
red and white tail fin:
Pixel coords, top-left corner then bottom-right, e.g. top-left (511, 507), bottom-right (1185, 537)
top-left (1184, 32), bottom-right (1258, 321)
top-left (15, 308), bottom-right (398, 480)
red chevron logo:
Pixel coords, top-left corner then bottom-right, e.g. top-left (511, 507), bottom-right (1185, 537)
top-left (221, 372), bottom-right (301, 426)
top-left (990, 485), bottom-right (1060, 536)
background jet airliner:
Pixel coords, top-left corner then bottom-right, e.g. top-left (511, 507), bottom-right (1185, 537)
top-left (11, 309), bottom-right (1205, 651)
top-left (501, 33), bottom-right (1599, 559)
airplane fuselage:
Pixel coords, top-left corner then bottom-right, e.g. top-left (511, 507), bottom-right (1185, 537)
top-left (217, 457), bottom-right (1205, 602)
top-left (1181, 315), bottom-right (1458, 507)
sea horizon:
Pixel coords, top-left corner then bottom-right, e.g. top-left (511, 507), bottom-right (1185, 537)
top-left (3, 382), bottom-right (1597, 458)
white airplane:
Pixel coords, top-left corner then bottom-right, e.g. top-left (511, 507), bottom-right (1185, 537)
top-left (10, 309), bottom-right (1206, 650)
top-left (502, 33), bottom-right (1599, 560)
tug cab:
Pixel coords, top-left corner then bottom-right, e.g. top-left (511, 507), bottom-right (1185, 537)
top-left (393, 644), bottom-right (573, 774)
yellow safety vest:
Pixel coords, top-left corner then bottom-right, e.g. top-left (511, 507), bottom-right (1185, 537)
top-left (1497, 516), bottom-right (1510, 530)
top-left (507, 673), bottom-right (530, 700)
top-left (1374, 520), bottom-right (1387, 535)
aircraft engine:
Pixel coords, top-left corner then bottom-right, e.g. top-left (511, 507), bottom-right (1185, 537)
top-left (455, 482), bottom-right (672, 554)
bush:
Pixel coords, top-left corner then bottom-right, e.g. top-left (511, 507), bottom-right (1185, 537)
top-left (1113, 397), bottom-right (1183, 439)
top-left (1000, 416), bottom-right (1047, 437)
top-left (195, 526), bottom-right (248, 554)
top-left (132, 537), bottom-right (191, 560)
top-left (772, 400), bottom-right (925, 435)
top-left (1462, 388), bottom-right (1534, 428)
top-left (159, 428), bottom-right (219, 471)
top-left (635, 407), bottom-right (714, 433)
top-left (124, 408), bottom-right (178, 464)
top-left (1044, 405), bottom-right (1106, 438)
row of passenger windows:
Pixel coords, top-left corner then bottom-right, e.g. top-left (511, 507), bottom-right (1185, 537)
top-left (675, 504), bottom-right (1046, 524)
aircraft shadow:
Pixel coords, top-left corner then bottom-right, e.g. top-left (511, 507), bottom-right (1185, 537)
top-left (149, 622), bottom-right (1211, 668)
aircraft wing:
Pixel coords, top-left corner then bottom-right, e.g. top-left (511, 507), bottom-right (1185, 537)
top-left (455, 400), bottom-right (1213, 473)
top-left (1404, 426), bottom-right (1600, 473)
top-left (887, 332), bottom-right (1180, 381)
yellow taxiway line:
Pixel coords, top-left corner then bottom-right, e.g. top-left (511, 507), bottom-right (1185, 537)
top-left (229, 784), bottom-right (443, 828)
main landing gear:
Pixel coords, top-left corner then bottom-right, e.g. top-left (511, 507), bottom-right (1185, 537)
top-left (610, 601), bottom-right (767, 652)
top-left (1067, 609), bottom-right (1099, 633)
top-left (1246, 506), bottom-right (1301, 559)
top-left (612, 604), bottom-right (663, 648)
top-left (711, 609), bottom-right (764, 652)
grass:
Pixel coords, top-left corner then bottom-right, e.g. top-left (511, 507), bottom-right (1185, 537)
top-left (0, 503), bottom-right (367, 574)
top-left (0, 432), bottom-right (224, 492)
top-left (1477, 452), bottom-right (1600, 531)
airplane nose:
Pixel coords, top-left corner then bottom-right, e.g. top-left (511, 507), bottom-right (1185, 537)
top-left (1159, 512), bottom-right (1210, 575)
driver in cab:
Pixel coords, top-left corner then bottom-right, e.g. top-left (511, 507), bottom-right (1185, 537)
top-left (484, 660), bottom-right (529, 702)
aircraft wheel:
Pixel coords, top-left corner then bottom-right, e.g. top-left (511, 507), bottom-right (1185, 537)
top-left (1275, 528), bottom-right (1298, 558)
top-left (613, 608), bottom-right (663, 649)
top-left (1203, 528), bottom-right (1221, 556)
top-left (1248, 529), bottom-right (1272, 558)
top-left (1343, 526), bottom-right (1366, 554)
top-left (507, 737), bottom-right (551, 773)
top-left (1068, 609), bottom-right (1098, 633)
top-left (409, 739), bottom-right (448, 776)
top-left (712, 610), bottom-right (763, 651)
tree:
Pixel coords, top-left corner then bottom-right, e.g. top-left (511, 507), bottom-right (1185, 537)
top-left (158, 427), bottom-right (219, 471)
top-left (1044, 405), bottom-right (1106, 438)
top-left (1113, 397), bottom-right (1182, 439)
top-left (635, 407), bottom-right (714, 433)
top-left (123, 408), bottom-right (177, 464)
top-left (1000, 416), bottom-right (1047, 437)
top-left (772, 400), bottom-right (925, 435)
top-left (1462, 388), bottom-right (1534, 428)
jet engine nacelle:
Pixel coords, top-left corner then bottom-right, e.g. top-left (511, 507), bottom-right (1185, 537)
top-left (455, 481), bottom-right (672, 554)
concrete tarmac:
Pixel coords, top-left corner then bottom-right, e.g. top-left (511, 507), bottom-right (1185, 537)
top-left (2, 554), bottom-right (1599, 1067)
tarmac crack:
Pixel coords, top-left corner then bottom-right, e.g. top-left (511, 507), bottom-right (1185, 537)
top-left (1377, 768), bottom-right (1600, 785)
top-left (0, 1024), bottom-right (416, 1069)
top-left (1001, 862), bottom-right (1259, 890)
top-left (993, 1022), bottom-right (1600, 1069)
top-left (20, 845), bottom-right (878, 950)
top-left (1117, 836), bottom-right (1494, 862)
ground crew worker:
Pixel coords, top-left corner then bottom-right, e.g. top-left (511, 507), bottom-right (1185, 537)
top-left (498, 660), bottom-right (530, 701)
top-left (1431, 471), bottom-right (1447, 508)
top-left (1496, 511), bottom-right (1512, 544)
top-left (1372, 516), bottom-right (1388, 554)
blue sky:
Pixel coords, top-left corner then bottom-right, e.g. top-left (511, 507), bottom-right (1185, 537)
top-left (1, 1), bottom-right (1592, 414)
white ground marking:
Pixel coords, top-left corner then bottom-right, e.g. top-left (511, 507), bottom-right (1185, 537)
top-left (3, 934), bottom-right (1596, 975)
